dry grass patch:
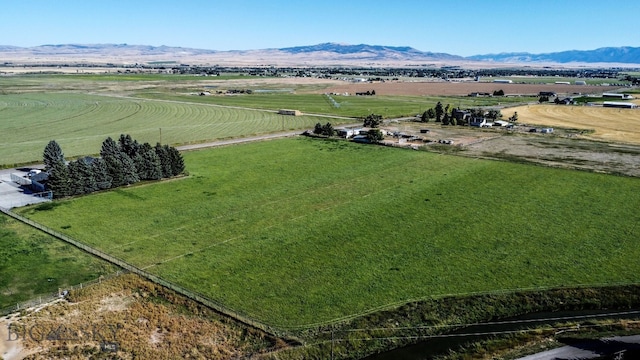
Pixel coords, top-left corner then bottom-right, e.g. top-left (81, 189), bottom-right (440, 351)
top-left (2, 274), bottom-right (281, 359)
top-left (503, 104), bottom-right (640, 144)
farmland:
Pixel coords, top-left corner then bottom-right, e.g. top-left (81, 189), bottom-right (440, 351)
top-left (502, 104), bottom-right (640, 144)
top-left (18, 137), bottom-right (640, 329)
top-left (0, 213), bottom-right (116, 309)
top-left (2, 71), bottom-right (640, 358)
top-left (0, 92), bottom-right (349, 166)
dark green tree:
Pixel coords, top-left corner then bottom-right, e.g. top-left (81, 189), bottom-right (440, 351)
top-left (166, 145), bottom-right (185, 177)
top-left (67, 160), bottom-right (84, 195)
top-left (43, 140), bottom-right (65, 172)
top-left (435, 102), bottom-right (444, 122)
top-left (421, 111), bottom-right (429, 123)
top-left (118, 134), bottom-right (140, 159)
top-left (366, 129), bottom-right (384, 143)
top-left (47, 161), bottom-right (70, 198)
top-left (120, 152), bottom-right (139, 185)
top-left (487, 109), bottom-right (502, 120)
top-left (155, 143), bottom-right (172, 178)
top-left (363, 114), bottom-right (382, 128)
top-left (442, 113), bottom-right (450, 125)
top-left (101, 137), bottom-right (124, 187)
top-left (321, 122), bottom-right (335, 136)
top-left (426, 108), bottom-right (436, 121)
top-left (136, 143), bottom-right (163, 180)
top-left (313, 122), bottom-right (323, 135)
top-left (91, 158), bottom-right (112, 190)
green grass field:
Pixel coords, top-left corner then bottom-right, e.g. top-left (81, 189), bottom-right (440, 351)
top-left (0, 92), bottom-right (349, 166)
top-left (18, 138), bottom-right (640, 328)
top-left (136, 91), bottom-right (534, 118)
top-left (0, 213), bottom-right (116, 309)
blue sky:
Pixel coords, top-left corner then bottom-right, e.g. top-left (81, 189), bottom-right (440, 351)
top-left (2, 0), bottom-right (639, 56)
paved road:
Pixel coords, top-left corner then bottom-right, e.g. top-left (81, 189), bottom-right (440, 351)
top-left (175, 130), bottom-right (303, 151)
top-left (516, 335), bottom-right (640, 359)
top-left (0, 170), bottom-right (49, 209)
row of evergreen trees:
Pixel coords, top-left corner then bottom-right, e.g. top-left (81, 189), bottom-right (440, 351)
top-left (43, 134), bottom-right (184, 198)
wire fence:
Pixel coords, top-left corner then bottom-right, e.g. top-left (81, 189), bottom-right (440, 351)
top-left (0, 270), bottom-right (127, 317)
top-left (0, 206), bottom-right (297, 342)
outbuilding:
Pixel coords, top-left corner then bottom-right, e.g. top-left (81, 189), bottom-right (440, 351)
top-left (603, 101), bottom-right (638, 108)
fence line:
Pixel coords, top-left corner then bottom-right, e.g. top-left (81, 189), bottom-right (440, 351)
top-left (0, 270), bottom-right (127, 317)
top-left (0, 206), bottom-right (296, 342)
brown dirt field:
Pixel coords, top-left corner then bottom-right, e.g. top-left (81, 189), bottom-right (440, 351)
top-left (377, 121), bottom-right (640, 177)
top-left (0, 274), bottom-right (282, 360)
top-left (317, 81), bottom-right (620, 96)
top-left (502, 104), bottom-right (640, 145)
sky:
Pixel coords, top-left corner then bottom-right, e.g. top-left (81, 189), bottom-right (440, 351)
top-left (2, 0), bottom-right (639, 56)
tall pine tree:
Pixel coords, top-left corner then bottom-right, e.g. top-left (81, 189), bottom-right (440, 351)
top-left (43, 140), bottom-right (65, 172)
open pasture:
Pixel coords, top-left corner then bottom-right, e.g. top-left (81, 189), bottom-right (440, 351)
top-left (502, 104), bottom-right (640, 144)
top-left (19, 138), bottom-right (640, 328)
top-left (0, 213), bottom-right (116, 309)
top-left (0, 92), bottom-right (345, 166)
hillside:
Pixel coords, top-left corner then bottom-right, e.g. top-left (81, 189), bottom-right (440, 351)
top-left (0, 43), bottom-right (638, 66)
top-left (468, 46), bottom-right (640, 64)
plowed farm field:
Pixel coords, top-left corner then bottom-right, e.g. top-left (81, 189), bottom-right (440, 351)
top-left (318, 81), bottom-right (619, 96)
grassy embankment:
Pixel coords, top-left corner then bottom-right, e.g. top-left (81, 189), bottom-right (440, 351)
top-left (18, 137), bottom-right (640, 330)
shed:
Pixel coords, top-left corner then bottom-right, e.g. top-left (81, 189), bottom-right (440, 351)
top-left (278, 109), bottom-right (303, 116)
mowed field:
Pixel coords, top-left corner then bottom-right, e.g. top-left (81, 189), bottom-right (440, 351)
top-left (502, 104), bottom-right (640, 144)
top-left (18, 138), bottom-right (640, 328)
top-left (0, 92), bottom-right (346, 166)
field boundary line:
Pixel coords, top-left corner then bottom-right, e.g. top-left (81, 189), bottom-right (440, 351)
top-left (0, 270), bottom-right (127, 317)
top-left (0, 206), bottom-right (298, 342)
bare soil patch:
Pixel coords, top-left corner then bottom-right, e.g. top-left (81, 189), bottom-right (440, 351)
top-left (1, 274), bottom-right (282, 360)
top-left (379, 121), bottom-right (640, 177)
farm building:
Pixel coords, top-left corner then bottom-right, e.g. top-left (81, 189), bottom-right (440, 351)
top-left (603, 102), bottom-right (638, 109)
top-left (540, 128), bottom-right (554, 134)
top-left (278, 109), bottom-right (303, 116)
top-left (493, 79), bottom-right (512, 84)
top-left (452, 109), bottom-right (471, 122)
top-left (575, 80), bottom-right (587, 85)
top-left (336, 128), bottom-right (361, 138)
top-left (602, 93), bottom-right (634, 100)
top-left (469, 116), bottom-right (487, 127)
top-left (493, 120), bottom-right (510, 127)
top-left (555, 81), bottom-right (571, 85)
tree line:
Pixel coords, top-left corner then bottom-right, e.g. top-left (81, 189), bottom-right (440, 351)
top-left (43, 134), bottom-right (185, 198)
top-left (419, 102), bottom-right (508, 125)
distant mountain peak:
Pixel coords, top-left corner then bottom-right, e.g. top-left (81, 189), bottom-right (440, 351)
top-left (468, 46), bottom-right (640, 64)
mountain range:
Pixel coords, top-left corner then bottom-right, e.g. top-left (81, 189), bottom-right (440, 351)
top-left (1, 43), bottom-right (639, 66)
